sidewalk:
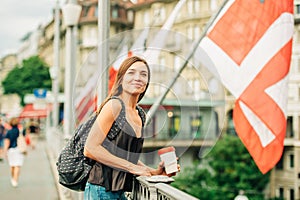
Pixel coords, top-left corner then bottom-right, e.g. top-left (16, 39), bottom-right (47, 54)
top-left (0, 138), bottom-right (59, 200)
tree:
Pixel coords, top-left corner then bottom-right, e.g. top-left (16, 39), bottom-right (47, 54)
top-left (172, 134), bottom-right (270, 199)
top-left (2, 55), bottom-right (51, 105)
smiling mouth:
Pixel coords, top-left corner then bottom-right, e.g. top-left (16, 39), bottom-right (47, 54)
top-left (132, 83), bottom-right (143, 87)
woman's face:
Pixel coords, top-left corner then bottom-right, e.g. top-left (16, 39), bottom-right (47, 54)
top-left (122, 61), bottom-right (149, 96)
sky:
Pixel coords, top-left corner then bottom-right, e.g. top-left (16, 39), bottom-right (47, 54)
top-left (0, 0), bottom-right (57, 57)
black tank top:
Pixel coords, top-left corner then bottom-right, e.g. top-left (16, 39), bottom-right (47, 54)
top-left (87, 96), bottom-right (146, 192)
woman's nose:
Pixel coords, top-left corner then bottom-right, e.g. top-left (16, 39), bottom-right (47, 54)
top-left (134, 73), bottom-right (141, 80)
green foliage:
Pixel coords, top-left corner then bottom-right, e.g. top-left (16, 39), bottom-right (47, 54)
top-left (172, 134), bottom-right (270, 199)
top-left (2, 55), bottom-right (51, 105)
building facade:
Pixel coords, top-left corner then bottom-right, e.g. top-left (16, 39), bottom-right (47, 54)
top-left (1, 0), bottom-right (299, 199)
top-left (267, 1), bottom-right (300, 199)
top-left (0, 53), bottom-right (21, 117)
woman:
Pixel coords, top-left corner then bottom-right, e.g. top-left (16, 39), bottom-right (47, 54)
top-left (84, 56), bottom-right (172, 199)
top-left (4, 117), bottom-right (25, 187)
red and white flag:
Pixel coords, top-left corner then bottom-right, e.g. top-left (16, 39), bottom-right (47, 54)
top-left (74, 73), bottom-right (98, 125)
top-left (199, 0), bottom-right (294, 173)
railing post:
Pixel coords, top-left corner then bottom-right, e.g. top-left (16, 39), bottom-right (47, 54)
top-left (136, 176), bottom-right (157, 200)
top-left (131, 176), bottom-right (199, 200)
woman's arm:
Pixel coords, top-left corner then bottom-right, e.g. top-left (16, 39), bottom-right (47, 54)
top-left (4, 138), bottom-right (10, 158)
top-left (84, 99), bottom-right (151, 176)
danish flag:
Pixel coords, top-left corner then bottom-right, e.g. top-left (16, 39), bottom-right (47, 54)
top-left (199, 0), bottom-right (294, 173)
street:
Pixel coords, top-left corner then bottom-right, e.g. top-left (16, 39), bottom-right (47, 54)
top-left (0, 138), bottom-right (59, 200)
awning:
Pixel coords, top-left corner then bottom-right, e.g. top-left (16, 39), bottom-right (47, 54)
top-left (19, 104), bottom-right (51, 119)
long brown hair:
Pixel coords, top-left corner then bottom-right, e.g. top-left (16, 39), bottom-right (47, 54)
top-left (97, 56), bottom-right (150, 112)
top-left (9, 117), bottom-right (19, 127)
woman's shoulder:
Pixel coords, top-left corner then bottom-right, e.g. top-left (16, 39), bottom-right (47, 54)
top-left (100, 98), bottom-right (124, 120)
top-left (5, 127), bottom-right (18, 137)
top-left (106, 98), bottom-right (123, 110)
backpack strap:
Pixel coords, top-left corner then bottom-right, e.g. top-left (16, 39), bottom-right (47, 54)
top-left (136, 105), bottom-right (146, 127)
top-left (106, 96), bottom-right (146, 140)
top-left (110, 96), bottom-right (146, 127)
top-left (106, 96), bottom-right (126, 140)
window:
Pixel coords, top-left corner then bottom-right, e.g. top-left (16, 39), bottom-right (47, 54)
top-left (295, 57), bottom-right (300, 73)
top-left (187, 80), bottom-right (194, 94)
top-left (159, 57), bottom-right (166, 72)
top-left (194, 26), bottom-right (200, 39)
top-left (190, 115), bottom-right (202, 138)
top-left (290, 189), bottom-right (294, 200)
top-left (144, 11), bottom-right (150, 26)
top-left (168, 112), bottom-right (180, 137)
top-left (210, 0), bottom-right (218, 11)
top-left (187, 79), bottom-right (200, 96)
top-left (187, 25), bottom-right (193, 39)
top-left (194, 79), bottom-right (200, 93)
top-left (112, 7), bottom-right (118, 19)
top-left (127, 10), bottom-right (134, 22)
top-left (174, 56), bottom-right (181, 72)
top-left (154, 8), bottom-right (160, 20)
top-left (227, 110), bottom-right (237, 135)
top-left (159, 7), bottom-right (166, 22)
top-left (279, 188), bottom-right (284, 199)
top-left (286, 116), bottom-right (294, 138)
top-left (82, 27), bottom-right (97, 47)
top-left (194, 0), bottom-right (200, 13)
top-left (187, 0), bottom-right (193, 14)
top-left (83, 6), bottom-right (89, 17)
top-left (276, 155), bottom-right (284, 169)
top-left (289, 154), bottom-right (294, 168)
top-left (296, 4), bottom-right (300, 15)
top-left (298, 116), bottom-right (300, 140)
top-left (94, 5), bottom-right (98, 17)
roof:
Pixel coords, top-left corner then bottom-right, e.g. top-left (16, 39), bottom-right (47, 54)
top-left (19, 104), bottom-right (51, 119)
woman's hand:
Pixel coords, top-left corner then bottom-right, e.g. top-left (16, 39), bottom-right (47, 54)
top-left (152, 160), bottom-right (181, 177)
top-left (150, 161), bottom-right (165, 176)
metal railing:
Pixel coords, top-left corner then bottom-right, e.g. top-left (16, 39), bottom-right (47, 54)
top-left (128, 176), bottom-right (199, 200)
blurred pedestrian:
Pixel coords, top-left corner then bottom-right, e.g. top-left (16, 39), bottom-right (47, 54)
top-left (4, 117), bottom-right (25, 187)
top-left (0, 118), bottom-right (6, 161)
top-left (26, 118), bottom-right (39, 149)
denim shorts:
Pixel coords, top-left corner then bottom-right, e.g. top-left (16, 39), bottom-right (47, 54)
top-left (84, 182), bottom-right (127, 200)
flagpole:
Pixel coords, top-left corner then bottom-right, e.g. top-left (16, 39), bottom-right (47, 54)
top-left (98, 0), bottom-right (110, 105)
top-left (145, 0), bottom-right (230, 125)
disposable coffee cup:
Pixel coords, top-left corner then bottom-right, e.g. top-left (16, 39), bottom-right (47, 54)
top-left (158, 146), bottom-right (178, 174)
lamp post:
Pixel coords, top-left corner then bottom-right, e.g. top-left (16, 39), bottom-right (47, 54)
top-left (62, 0), bottom-right (81, 137)
top-left (234, 190), bottom-right (248, 200)
top-left (52, 0), bottom-right (60, 128)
